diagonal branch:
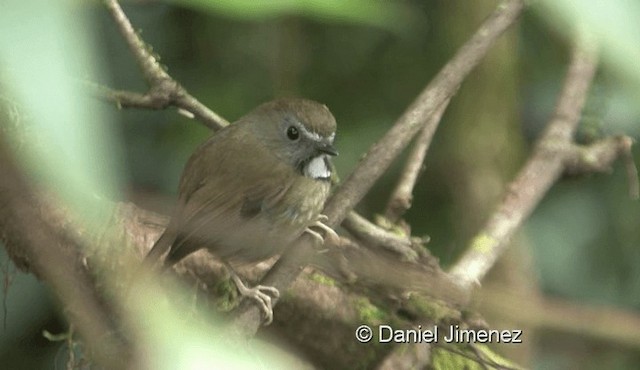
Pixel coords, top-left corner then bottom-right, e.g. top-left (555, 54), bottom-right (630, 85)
top-left (322, 0), bottom-right (525, 228)
top-left (103, 0), bottom-right (167, 85)
top-left (342, 211), bottom-right (419, 261)
top-left (449, 34), bottom-right (600, 288)
top-left (101, 0), bottom-right (228, 130)
top-left (384, 97), bottom-right (450, 223)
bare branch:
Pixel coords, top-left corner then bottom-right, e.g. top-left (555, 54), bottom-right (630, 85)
top-left (450, 35), bottom-right (600, 288)
top-left (101, 0), bottom-right (229, 130)
top-left (565, 135), bottom-right (639, 199)
top-left (89, 82), bottom-right (165, 110)
top-left (384, 98), bottom-right (450, 223)
top-left (103, 0), bottom-right (167, 84)
top-left (322, 0), bottom-right (525, 228)
top-left (342, 211), bottom-right (419, 261)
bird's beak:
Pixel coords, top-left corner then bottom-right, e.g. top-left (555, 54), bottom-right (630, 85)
top-left (317, 143), bottom-right (338, 156)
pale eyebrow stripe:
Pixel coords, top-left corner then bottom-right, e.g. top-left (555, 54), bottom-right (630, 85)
top-left (297, 121), bottom-right (321, 141)
top-left (297, 120), bottom-right (334, 142)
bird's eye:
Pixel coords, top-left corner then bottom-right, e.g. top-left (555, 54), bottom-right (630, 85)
top-left (286, 126), bottom-right (300, 141)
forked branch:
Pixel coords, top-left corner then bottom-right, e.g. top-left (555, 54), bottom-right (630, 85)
top-left (101, 0), bottom-right (228, 130)
top-left (449, 34), bottom-right (603, 288)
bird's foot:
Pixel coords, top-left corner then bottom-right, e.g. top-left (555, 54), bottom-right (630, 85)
top-left (305, 214), bottom-right (341, 249)
top-left (229, 270), bottom-right (279, 325)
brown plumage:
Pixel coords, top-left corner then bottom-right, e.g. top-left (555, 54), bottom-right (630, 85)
top-left (147, 98), bottom-right (337, 273)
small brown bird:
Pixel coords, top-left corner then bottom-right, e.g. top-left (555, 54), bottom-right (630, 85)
top-left (146, 98), bottom-right (339, 323)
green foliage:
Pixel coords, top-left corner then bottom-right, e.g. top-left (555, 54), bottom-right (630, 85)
top-left (172, 0), bottom-right (415, 33)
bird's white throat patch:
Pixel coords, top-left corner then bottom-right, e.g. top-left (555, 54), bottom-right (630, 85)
top-left (304, 155), bottom-right (331, 180)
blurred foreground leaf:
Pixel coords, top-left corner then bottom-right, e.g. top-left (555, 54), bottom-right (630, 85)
top-left (173, 0), bottom-right (416, 33)
top-left (0, 0), bottom-right (122, 227)
top-left (537, 0), bottom-right (640, 89)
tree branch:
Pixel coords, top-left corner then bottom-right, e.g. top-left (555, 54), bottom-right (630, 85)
top-left (384, 97), bottom-right (450, 223)
top-left (0, 188), bottom-right (460, 368)
top-left (342, 211), bottom-right (420, 261)
top-left (0, 138), bottom-right (130, 369)
top-left (322, 0), bottom-right (526, 228)
top-left (101, 0), bottom-right (229, 130)
top-left (565, 135), bottom-right (639, 199)
top-left (449, 34), bottom-right (601, 288)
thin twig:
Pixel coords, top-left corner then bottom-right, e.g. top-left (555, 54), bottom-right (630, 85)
top-left (103, 0), bottom-right (167, 84)
top-left (564, 135), bottom-right (638, 199)
top-left (101, 0), bottom-right (228, 130)
top-left (89, 83), bottom-right (163, 110)
top-left (230, 0), bottom-right (526, 337)
top-left (342, 211), bottom-right (419, 261)
top-left (385, 98), bottom-right (450, 223)
top-left (449, 34), bottom-right (599, 288)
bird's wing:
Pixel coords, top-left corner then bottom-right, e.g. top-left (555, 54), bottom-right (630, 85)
top-left (165, 132), bottom-right (294, 264)
top-left (166, 174), bottom-right (292, 263)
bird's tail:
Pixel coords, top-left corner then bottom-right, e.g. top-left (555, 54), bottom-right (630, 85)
top-left (144, 222), bottom-right (177, 266)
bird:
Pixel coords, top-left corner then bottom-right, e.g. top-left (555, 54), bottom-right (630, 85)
top-left (146, 98), bottom-right (339, 324)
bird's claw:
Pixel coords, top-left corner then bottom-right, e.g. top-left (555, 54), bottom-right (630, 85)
top-left (229, 271), bottom-right (279, 325)
top-left (304, 228), bottom-right (326, 245)
top-left (304, 214), bottom-right (341, 247)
